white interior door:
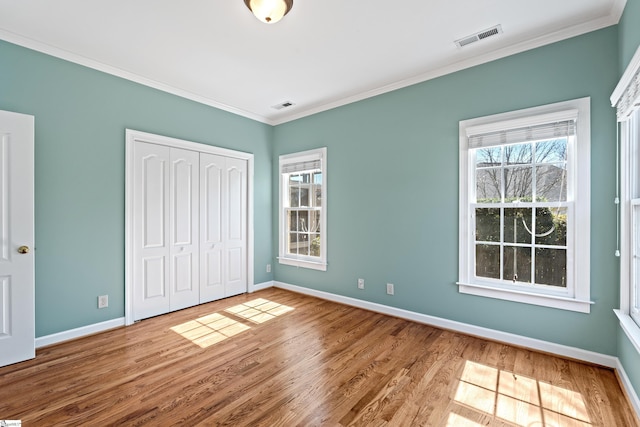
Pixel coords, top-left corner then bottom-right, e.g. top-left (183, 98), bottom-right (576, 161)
top-left (133, 143), bottom-right (204, 319)
top-left (224, 157), bottom-right (248, 297)
top-left (169, 148), bottom-right (199, 311)
top-left (200, 153), bottom-right (247, 301)
top-left (200, 153), bottom-right (225, 302)
top-left (0, 110), bottom-right (35, 367)
top-left (132, 142), bottom-right (171, 320)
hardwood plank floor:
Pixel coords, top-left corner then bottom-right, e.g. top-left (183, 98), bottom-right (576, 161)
top-left (1, 288), bottom-right (638, 426)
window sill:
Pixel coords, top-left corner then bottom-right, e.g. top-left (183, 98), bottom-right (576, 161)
top-left (614, 310), bottom-right (640, 355)
top-left (278, 257), bottom-right (327, 271)
top-left (456, 282), bottom-right (593, 313)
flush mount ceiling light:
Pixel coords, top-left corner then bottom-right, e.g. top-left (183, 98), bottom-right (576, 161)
top-left (244, 0), bottom-right (293, 24)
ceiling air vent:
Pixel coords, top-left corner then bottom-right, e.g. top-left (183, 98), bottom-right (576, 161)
top-left (271, 101), bottom-right (296, 110)
top-left (455, 25), bottom-right (503, 48)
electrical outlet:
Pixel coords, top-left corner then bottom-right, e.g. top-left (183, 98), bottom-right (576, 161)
top-left (357, 278), bottom-right (365, 289)
top-left (266, 263), bottom-right (271, 273)
top-left (98, 295), bottom-right (108, 309)
top-left (386, 283), bottom-right (394, 295)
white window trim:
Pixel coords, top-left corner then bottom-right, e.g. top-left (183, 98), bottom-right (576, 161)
top-left (457, 98), bottom-right (592, 313)
top-left (278, 147), bottom-right (327, 271)
top-left (613, 45), bottom-right (640, 354)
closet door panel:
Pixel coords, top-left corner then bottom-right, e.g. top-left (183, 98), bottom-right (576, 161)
top-left (200, 153), bottom-right (225, 302)
top-left (143, 256), bottom-right (165, 298)
top-left (142, 153), bottom-right (166, 248)
top-left (169, 148), bottom-right (200, 311)
top-left (173, 158), bottom-right (195, 245)
top-left (133, 142), bottom-right (171, 320)
top-left (227, 167), bottom-right (243, 240)
top-left (227, 248), bottom-right (243, 282)
top-left (206, 251), bottom-right (222, 285)
top-left (225, 158), bottom-right (247, 297)
top-left (173, 253), bottom-right (194, 293)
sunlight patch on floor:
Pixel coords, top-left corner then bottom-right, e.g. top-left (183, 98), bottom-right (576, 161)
top-left (452, 360), bottom-right (591, 426)
top-left (170, 312), bottom-right (250, 348)
top-left (225, 298), bottom-right (294, 324)
top-left (445, 412), bottom-right (485, 427)
top-left (170, 298), bottom-right (294, 348)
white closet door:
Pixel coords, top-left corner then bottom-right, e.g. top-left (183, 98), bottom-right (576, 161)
top-left (200, 153), bottom-right (225, 302)
top-left (200, 154), bottom-right (247, 301)
top-left (129, 132), bottom-right (250, 322)
top-left (225, 157), bottom-right (248, 297)
top-left (133, 142), bottom-right (171, 320)
top-left (169, 148), bottom-right (200, 311)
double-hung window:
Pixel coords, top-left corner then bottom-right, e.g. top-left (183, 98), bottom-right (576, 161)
top-left (458, 98), bottom-right (591, 313)
top-left (614, 46), bottom-right (640, 347)
top-left (627, 109), bottom-right (640, 327)
top-left (279, 147), bottom-right (327, 271)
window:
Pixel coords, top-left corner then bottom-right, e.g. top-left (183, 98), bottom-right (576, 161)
top-left (279, 148), bottom-right (327, 271)
top-left (628, 109), bottom-right (640, 326)
top-left (613, 46), bottom-right (640, 351)
top-left (458, 98), bottom-right (591, 313)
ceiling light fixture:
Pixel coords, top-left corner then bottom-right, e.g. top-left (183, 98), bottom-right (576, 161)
top-left (244, 0), bottom-right (293, 24)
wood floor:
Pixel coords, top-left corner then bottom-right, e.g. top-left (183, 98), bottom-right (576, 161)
top-left (1, 288), bottom-right (638, 426)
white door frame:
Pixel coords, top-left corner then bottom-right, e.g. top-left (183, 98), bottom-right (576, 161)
top-left (125, 129), bottom-right (254, 326)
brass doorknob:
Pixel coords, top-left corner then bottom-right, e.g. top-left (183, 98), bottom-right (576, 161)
top-left (17, 245), bottom-right (30, 254)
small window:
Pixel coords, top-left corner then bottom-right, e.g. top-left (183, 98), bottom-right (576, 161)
top-left (458, 98), bottom-right (591, 313)
top-left (279, 148), bottom-right (327, 271)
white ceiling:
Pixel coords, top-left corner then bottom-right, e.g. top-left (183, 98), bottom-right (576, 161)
top-left (0, 0), bottom-right (626, 125)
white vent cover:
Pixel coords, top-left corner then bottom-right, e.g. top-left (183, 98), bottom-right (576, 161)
top-left (271, 101), bottom-right (296, 110)
top-left (455, 25), bottom-right (503, 48)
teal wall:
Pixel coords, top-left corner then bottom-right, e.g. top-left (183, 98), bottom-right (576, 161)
top-left (0, 40), bottom-right (274, 336)
top-left (617, 0), bottom-right (640, 406)
top-left (273, 27), bottom-right (621, 356)
top-left (619, 0), bottom-right (640, 71)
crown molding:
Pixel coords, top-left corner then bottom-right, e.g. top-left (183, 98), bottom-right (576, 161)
top-left (0, 0), bottom-right (627, 127)
top-left (0, 29), bottom-right (272, 125)
top-left (273, 7), bottom-right (626, 125)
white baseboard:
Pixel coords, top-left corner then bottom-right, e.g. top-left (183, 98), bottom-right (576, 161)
top-left (36, 282), bottom-right (277, 347)
top-left (273, 281), bottom-right (618, 368)
top-left (273, 281), bottom-right (640, 419)
top-left (616, 358), bottom-right (640, 419)
top-left (35, 317), bottom-right (125, 349)
top-left (36, 282), bottom-right (275, 347)
top-left (250, 280), bottom-right (274, 292)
